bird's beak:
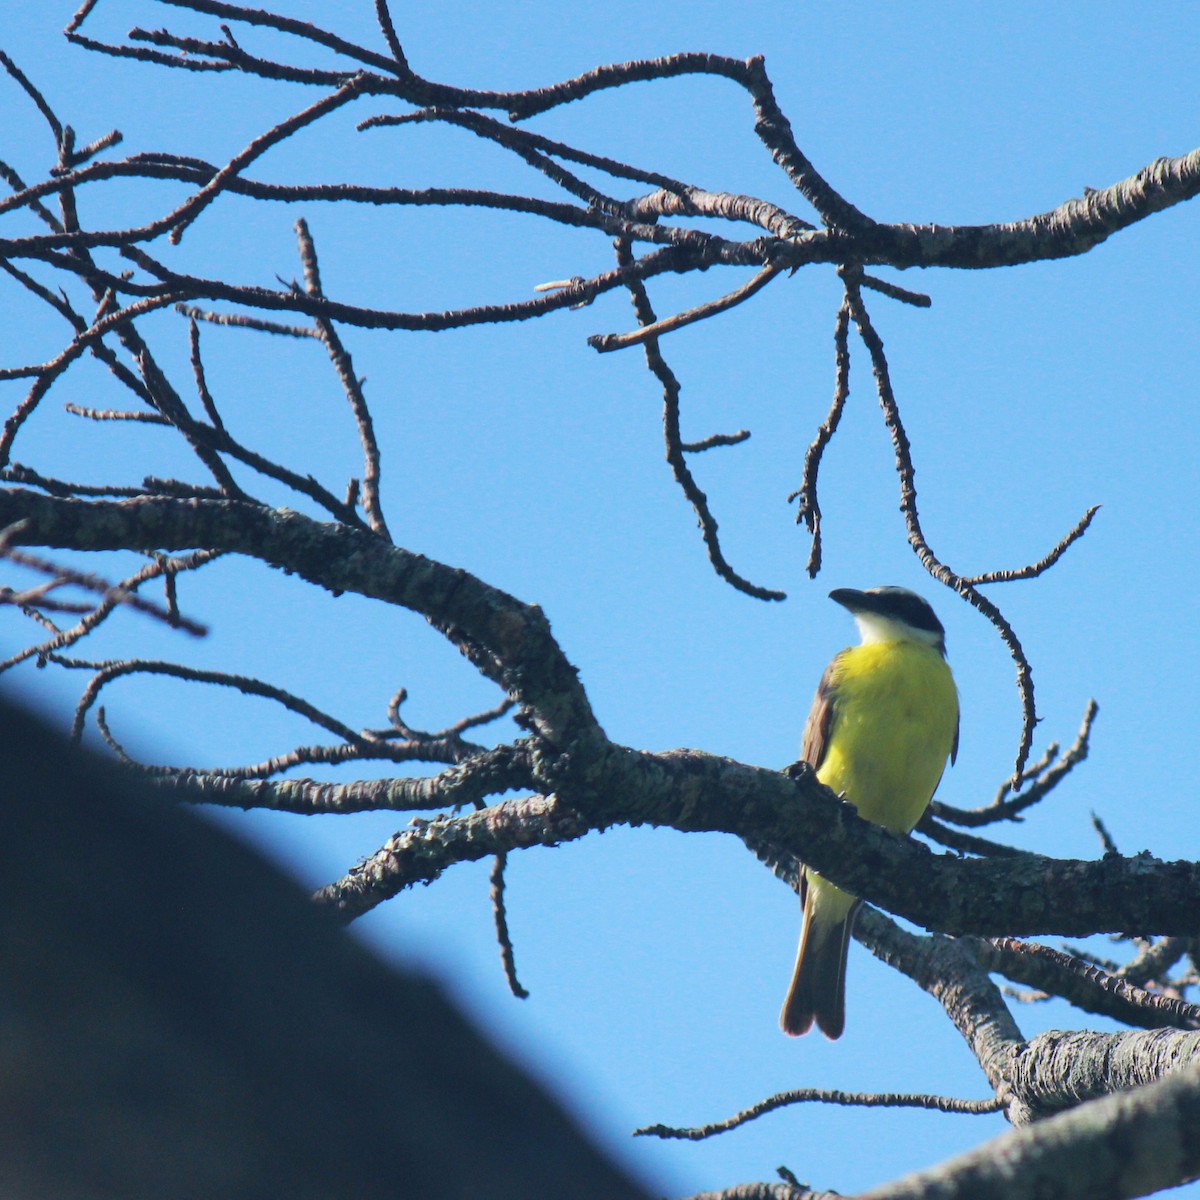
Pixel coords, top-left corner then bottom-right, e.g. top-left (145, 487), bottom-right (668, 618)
top-left (829, 587), bottom-right (871, 614)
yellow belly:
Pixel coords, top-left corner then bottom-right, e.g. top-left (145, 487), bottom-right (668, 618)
top-left (817, 640), bottom-right (957, 834)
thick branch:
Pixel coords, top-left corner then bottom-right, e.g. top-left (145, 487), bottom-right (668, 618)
top-left (854, 909), bottom-right (1023, 1110)
top-left (300, 721), bottom-right (1200, 934)
top-left (6, 148), bottom-right (1200, 286)
top-left (314, 793), bottom-right (589, 919)
top-left (1007, 1028), bottom-right (1200, 1119)
top-left (855, 1060), bottom-right (1200, 1200)
top-left (0, 481), bottom-right (1188, 933)
top-left (156, 743), bottom-right (533, 813)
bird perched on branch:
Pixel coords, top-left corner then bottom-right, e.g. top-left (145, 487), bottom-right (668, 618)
top-left (781, 587), bottom-right (958, 1039)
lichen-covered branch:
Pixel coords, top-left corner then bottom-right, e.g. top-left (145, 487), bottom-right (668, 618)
top-left (854, 1060), bottom-right (1200, 1200)
top-left (156, 742), bottom-right (533, 813)
top-left (978, 938), bottom-right (1200, 1032)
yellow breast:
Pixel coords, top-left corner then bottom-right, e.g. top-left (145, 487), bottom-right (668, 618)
top-left (816, 640), bottom-right (958, 834)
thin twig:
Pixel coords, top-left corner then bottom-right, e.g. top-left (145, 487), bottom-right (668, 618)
top-left (0, 49), bottom-right (64, 143)
top-left (179, 303), bottom-right (320, 339)
top-left (588, 263), bottom-right (784, 353)
top-left (842, 268), bottom-right (1037, 783)
top-left (377, 107), bottom-right (633, 219)
top-left (187, 318), bottom-right (226, 433)
top-left (1, 463), bottom-right (146, 498)
top-left (1118, 937), bottom-right (1192, 987)
top-left (682, 430), bottom-right (751, 453)
top-left (169, 74), bottom-right (369, 244)
top-left (359, 104), bottom-right (698, 199)
top-left (859, 273), bottom-right (931, 307)
top-left (367, 691), bottom-right (516, 765)
top-left (490, 852), bottom-right (529, 999)
top-left (635, 1088), bottom-right (1002, 1141)
top-left (67, 657), bottom-right (381, 746)
top-left (0, 536), bottom-right (209, 634)
top-left (964, 506), bottom-right (1100, 585)
top-left (0, 158), bottom-right (62, 231)
top-left (740, 56), bottom-right (874, 232)
top-left (372, 0), bottom-right (407, 68)
top-left (915, 813), bottom-right (1029, 858)
top-left (789, 300), bottom-right (850, 577)
top-left (932, 700), bottom-right (1097, 828)
top-left (980, 938), bottom-right (1200, 1031)
top-left (0, 292), bottom-right (186, 470)
top-left (64, 403), bottom-right (170, 424)
top-left (0, 260), bottom-right (154, 405)
top-left (133, 346), bottom-right (248, 499)
top-left (0, 540), bottom-right (212, 673)
top-left (1091, 810), bottom-right (1119, 856)
top-left (295, 218), bottom-right (391, 539)
top-left (614, 238), bottom-right (785, 602)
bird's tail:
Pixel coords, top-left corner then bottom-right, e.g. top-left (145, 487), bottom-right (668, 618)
top-left (779, 875), bottom-right (859, 1039)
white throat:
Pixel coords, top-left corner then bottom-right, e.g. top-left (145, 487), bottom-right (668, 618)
top-left (853, 611), bottom-right (944, 649)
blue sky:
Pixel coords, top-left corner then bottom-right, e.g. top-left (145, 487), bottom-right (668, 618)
top-left (4, 4), bottom-right (1199, 1195)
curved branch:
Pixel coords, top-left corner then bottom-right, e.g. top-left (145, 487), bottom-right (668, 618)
top-left (314, 792), bottom-right (588, 920)
top-left (490, 852), bottom-right (529, 999)
top-left (915, 814), bottom-right (1030, 858)
top-left (854, 907), bottom-right (1024, 1111)
top-left (842, 273), bottom-right (1039, 781)
top-left (67, 657), bottom-right (376, 747)
top-left (790, 300), bottom-right (851, 577)
top-left (613, 239), bottom-right (785, 602)
top-left (0, 489), bottom-right (598, 747)
top-left (963, 506), bottom-right (1100, 586)
top-left (932, 700), bottom-right (1098, 828)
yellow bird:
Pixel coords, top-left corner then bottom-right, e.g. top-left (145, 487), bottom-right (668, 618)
top-left (781, 587), bottom-right (958, 1039)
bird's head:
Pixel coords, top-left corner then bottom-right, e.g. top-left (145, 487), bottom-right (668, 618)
top-left (830, 586), bottom-right (947, 655)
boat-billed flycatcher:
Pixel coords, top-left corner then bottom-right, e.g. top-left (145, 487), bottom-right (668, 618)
top-left (780, 586), bottom-right (958, 1039)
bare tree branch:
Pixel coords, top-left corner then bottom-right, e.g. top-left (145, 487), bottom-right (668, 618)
top-left (854, 1060), bottom-right (1200, 1200)
top-left (490, 852), bottom-right (530, 1000)
top-left (588, 262), bottom-right (785, 352)
top-left (4, 18), bottom-right (1200, 1197)
top-left (978, 938), bottom-right (1200, 1032)
top-left (790, 300), bottom-right (850, 578)
top-left (636, 1089), bottom-right (1000, 1142)
top-left (294, 218), bottom-right (391, 539)
top-left (613, 238), bottom-right (785, 602)
top-left (932, 700), bottom-right (1098, 828)
top-left (156, 742), bottom-right (533, 813)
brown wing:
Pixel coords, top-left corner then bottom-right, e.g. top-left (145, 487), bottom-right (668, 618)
top-left (921, 700), bottom-right (960, 806)
top-left (800, 654), bottom-right (843, 771)
top-left (932, 697), bottom-right (961, 799)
